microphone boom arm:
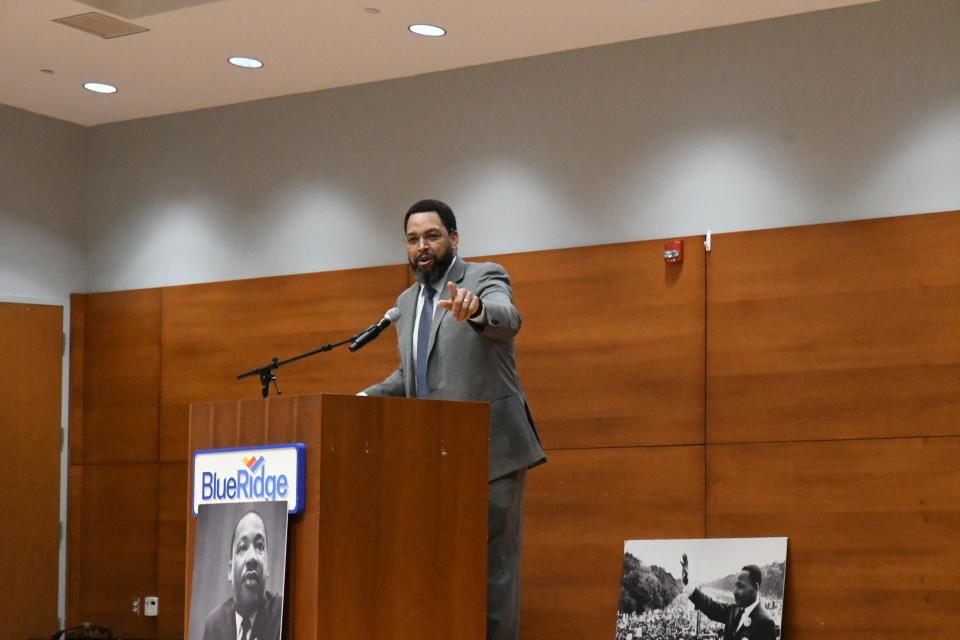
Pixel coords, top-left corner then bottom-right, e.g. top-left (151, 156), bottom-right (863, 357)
top-left (236, 308), bottom-right (398, 398)
top-left (236, 334), bottom-right (358, 398)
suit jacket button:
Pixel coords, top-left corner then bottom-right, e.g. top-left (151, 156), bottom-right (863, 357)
top-left (492, 319), bottom-right (499, 325)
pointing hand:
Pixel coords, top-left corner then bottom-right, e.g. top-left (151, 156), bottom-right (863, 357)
top-left (436, 281), bottom-right (482, 322)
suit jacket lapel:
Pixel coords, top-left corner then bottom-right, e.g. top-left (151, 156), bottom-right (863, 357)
top-left (427, 257), bottom-right (465, 357)
top-left (727, 607), bottom-right (741, 640)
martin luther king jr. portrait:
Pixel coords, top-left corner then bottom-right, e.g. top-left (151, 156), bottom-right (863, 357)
top-left (188, 501), bottom-right (288, 640)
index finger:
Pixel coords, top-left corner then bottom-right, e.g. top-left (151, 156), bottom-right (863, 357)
top-left (447, 281), bottom-right (458, 297)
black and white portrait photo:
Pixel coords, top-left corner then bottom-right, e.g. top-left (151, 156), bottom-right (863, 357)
top-left (188, 501), bottom-right (289, 640)
top-left (615, 537), bottom-right (788, 640)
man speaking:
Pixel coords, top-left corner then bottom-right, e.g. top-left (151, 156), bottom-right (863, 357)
top-left (362, 199), bottom-right (546, 640)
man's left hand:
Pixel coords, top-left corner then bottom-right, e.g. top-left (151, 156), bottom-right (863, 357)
top-left (437, 281), bottom-right (482, 322)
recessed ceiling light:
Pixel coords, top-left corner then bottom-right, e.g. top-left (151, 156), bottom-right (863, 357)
top-left (228, 56), bottom-right (264, 69)
top-left (409, 23), bottom-right (445, 37)
top-left (83, 82), bottom-right (117, 94)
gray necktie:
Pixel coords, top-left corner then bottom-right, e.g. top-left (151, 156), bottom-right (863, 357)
top-left (415, 285), bottom-right (435, 397)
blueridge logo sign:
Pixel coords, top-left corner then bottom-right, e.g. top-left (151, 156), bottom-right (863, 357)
top-left (192, 443), bottom-right (305, 516)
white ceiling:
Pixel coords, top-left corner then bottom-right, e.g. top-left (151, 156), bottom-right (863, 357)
top-left (1, 0), bottom-right (883, 127)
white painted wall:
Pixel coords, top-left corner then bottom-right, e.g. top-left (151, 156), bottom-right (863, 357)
top-left (42, 0), bottom-right (960, 291)
top-left (0, 105), bottom-right (86, 299)
top-left (82, 0), bottom-right (960, 292)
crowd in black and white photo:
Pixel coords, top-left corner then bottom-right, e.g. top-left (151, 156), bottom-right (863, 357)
top-left (615, 596), bottom-right (784, 640)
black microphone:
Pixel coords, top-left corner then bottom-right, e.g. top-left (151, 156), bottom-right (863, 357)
top-left (349, 307), bottom-right (401, 352)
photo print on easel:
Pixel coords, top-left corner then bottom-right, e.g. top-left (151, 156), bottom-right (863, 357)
top-left (615, 537), bottom-right (788, 640)
top-left (188, 501), bottom-right (289, 640)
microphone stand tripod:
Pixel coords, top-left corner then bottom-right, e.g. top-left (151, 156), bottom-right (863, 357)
top-left (236, 333), bottom-right (359, 398)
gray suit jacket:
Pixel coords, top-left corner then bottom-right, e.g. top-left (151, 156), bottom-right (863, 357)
top-left (363, 258), bottom-right (546, 481)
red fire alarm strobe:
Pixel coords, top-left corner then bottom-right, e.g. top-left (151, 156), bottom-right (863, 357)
top-left (664, 239), bottom-right (683, 263)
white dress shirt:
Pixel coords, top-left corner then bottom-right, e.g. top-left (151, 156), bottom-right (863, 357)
top-left (736, 598), bottom-right (760, 631)
top-left (235, 611), bottom-right (256, 640)
top-left (412, 257), bottom-right (456, 366)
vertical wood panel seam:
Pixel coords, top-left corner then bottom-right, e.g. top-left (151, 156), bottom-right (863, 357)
top-left (82, 295), bottom-right (91, 467)
top-left (703, 239), bottom-right (710, 538)
top-left (155, 290), bottom-right (163, 639)
top-left (292, 399), bottom-right (298, 442)
top-left (285, 398), bottom-right (292, 636)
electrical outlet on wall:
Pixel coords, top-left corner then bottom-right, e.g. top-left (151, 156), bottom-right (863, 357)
top-left (144, 596), bottom-right (158, 617)
top-left (131, 597), bottom-right (140, 615)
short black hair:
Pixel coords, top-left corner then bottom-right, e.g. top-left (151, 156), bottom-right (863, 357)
top-left (231, 510), bottom-right (267, 554)
top-left (405, 199), bottom-right (457, 233)
top-left (741, 565), bottom-right (762, 589)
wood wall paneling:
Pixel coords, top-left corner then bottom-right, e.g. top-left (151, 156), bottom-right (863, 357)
top-left (158, 461), bottom-right (187, 640)
top-left (707, 212), bottom-right (960, 443)
top-left (80, 289), bottom-right (161, 463)
top-left (67, 296), bottom-right (84, 629)
top-left (159, 265), bottom-right (407, 463)
top-left (64, 210), bottom-right (960, 640)
top-left (67, 465), bottom-right (84, 628)
top-left (521, 446), bottom-right (706, 640)
top-left (72, 462), bottom-right (160, 638)
top-left (0, 302), bottom-right (63, 638)
top-left (68, 289), bottom-right (163, 633)
top-left (706, 437), bottom-right (960, 640)
top-left (491, 238), bottom-right (706, 450)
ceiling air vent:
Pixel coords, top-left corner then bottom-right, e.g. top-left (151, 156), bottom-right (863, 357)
top-left (72, 1), bottom-right (225, 20)
top-left (53, 12), bottom-right (149, 39)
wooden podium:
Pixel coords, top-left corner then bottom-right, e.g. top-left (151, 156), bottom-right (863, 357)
top-left (185, 394), bottom-right (489, 640)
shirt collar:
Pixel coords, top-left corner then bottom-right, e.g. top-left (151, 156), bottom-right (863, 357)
top-left (235, 610), bottom-right (258, 640)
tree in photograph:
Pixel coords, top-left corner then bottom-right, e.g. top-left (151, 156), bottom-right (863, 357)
top-left (618, 553), bottom-right (681, 615)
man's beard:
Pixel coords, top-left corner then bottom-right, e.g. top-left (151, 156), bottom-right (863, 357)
top-left (411, 246), bottom-right (454, 286)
